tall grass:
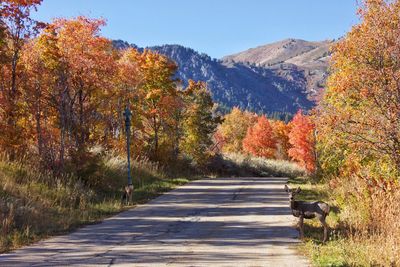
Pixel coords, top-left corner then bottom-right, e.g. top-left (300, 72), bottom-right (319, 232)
top-left (290, 176), bottom-right (400, 266)
top-left (208, 153), bottom-right (306, 178)
top-left (0, 152), bottom-right (187, 253)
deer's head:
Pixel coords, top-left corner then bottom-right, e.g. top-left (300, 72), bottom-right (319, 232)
top-left (284, 184), bottom-right (301, 201)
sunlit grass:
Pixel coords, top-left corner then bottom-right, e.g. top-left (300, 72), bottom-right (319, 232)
top-left (290, 176), bottom-right (400, 266)
top-left (213, 153), bottom-right (306, 178)
top-left (0, 153), bottom-right (192, 253)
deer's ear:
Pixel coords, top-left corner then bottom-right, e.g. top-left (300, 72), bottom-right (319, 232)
top-left (296, 187), bottom-right (301, 193)
top-left (284, 184), bottom-right (289, 192)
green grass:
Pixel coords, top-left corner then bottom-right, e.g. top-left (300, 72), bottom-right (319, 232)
top-left (287, 176), bottom-right (345, 266)
top-left (301, 240), bottom-right (348, 267)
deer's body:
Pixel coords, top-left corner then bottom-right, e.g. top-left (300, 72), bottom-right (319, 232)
top-left (285, 185), bottom-right (330, 242)
top-left (121, 184), bottom-right (134, 205)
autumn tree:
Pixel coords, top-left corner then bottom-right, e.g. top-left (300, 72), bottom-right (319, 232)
top-left (270, 119), bottom-right (291, 159)
top-left (217, 107), bottom-right (257, 153)
top-left (57, 17), bottom-right (115, 149)
top-left (139, 50), bottom-right (179, 160)
top-left (242, 115), bottom-right (276, 158)
top-left (315, 3), bottom-right (400, 260)
top-left (0, 0), bottom-right (43, 158)
top-left (316, 0), bottom-right (400, 182)
top-left (109, 47), bottom-right (144, 155)
top-left (24, 17), bottom-right (116, 170)
top-left (20, 39), bottom-right (50, 162)
top-left (288, 111), bottom-right (316, 173)
top-left (0, 20), bottom-right (6, 60)
top-left (180, 80), bottom-right (221, 164)
top-left (0, 9), bottom-right (224, 177)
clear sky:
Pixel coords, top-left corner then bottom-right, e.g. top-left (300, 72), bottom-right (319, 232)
top-left (32, 0), bottom-right (359, 58)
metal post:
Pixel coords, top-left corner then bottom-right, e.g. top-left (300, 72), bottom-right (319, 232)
top-left (123, 107), bottom-right (133, 186)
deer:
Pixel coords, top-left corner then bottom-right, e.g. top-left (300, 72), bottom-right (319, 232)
top-left (121, 184), bottom-right (134, 205)
top-left (284, 184), bottom-right (330, 243)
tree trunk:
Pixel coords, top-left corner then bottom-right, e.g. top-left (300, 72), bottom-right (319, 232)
top-left (78, 88), bottom-right (84, 149)
top-left (153, 114), bottom-right (158, 159)
top-left (35, 94), bottom-right (43, 157)
top-left (7, 49), bottom-right (19, 160)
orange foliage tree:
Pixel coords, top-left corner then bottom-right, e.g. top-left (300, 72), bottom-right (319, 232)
top-left (24, 17), bottom-right (116, 170)
top-left (317, 0), bottom-right (400, 178)
top-left (110, 48), bottom-right (144, 155)
top-left (242, 115), bottom-right (276, 158)
top-left (0, 0), bottom-right (43, 158)
top-left (288, 111), bottom-right (316, 173)
top-left (270, 120), bottom-right (291, 160)
top-left (315, 2), bottom-right (400, 262)
top-left (139, 50), bottom-right (179, 160)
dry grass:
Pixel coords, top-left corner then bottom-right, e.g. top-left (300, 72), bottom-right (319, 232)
top-left (209, 153), bottom-right (306, 178)
top-left (291, 176), bottom-right (400, 266)
top-left (0, 153), bottom-right (189, 253)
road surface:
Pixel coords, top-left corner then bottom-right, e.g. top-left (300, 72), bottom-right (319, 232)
top-left (0, 177), bottom-right (309, 266)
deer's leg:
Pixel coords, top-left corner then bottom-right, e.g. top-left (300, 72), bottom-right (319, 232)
top-left (319, 216), bottom-right (328, 243)
top-left (299, 215), bottom-right (304, 239)
top-left (121, 191), bottom-right (126, 205)
top-left (129, 185), bottom-right (134, 205)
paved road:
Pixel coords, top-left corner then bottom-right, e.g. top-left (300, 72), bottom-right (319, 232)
top-left (0, 177), bottom-right (309, 266)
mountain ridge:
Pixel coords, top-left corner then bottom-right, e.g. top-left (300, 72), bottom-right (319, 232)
top-left (222, 38), bottom-right (333, 98)
top-left (113, 39), bottom-right (332, 114)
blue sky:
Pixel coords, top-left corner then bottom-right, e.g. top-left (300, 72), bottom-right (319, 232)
top-left (32, 0), bottom-right (359, 58)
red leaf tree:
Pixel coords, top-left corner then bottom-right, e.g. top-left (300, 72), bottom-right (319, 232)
top-left (242, 115), bottom-right (276, 158)
top-left (288, 111), bottom-right (316, 173)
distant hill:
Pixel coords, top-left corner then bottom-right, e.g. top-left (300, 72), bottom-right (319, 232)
top-left (112, 39), bottom-right (333, 114)
top-left (223, 38), bottom-right (334, 98)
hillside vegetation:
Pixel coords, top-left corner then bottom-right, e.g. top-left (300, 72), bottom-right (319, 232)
top-left (290, 1), bottom-right (400, 266)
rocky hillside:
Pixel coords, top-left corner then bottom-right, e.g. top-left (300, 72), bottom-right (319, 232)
top-left (113, 39), bottom-right (333, 114)
top-left (223, 39), bottom-right (334, 98)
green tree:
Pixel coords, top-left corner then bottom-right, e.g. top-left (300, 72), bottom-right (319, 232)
top-left (180, 80), bottom-right (221, 165)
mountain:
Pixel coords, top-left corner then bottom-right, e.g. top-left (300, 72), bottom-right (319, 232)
top-left (223, 38), bottom-right (333, 98)
top-left (112, 39), bottom-right (333, 114)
